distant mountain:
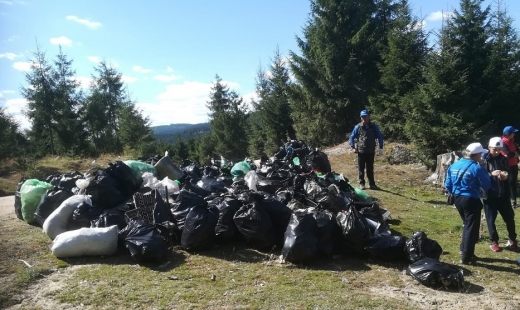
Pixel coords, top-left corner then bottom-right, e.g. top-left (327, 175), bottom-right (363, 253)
top-left (151, 123), bottom-right (210, 143)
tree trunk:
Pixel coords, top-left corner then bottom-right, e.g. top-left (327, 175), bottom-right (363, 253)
top-left (425, 151), bottom-right (463, 187)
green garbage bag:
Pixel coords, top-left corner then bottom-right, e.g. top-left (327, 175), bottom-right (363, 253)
top-left (354, 188), bottom-right (372, 203)
top-left (20, 179), bottom-right (53, 224)
top-left (231, 160), bottom-right (251, 181)
top-left (124, 160), bottom-right (157, 178)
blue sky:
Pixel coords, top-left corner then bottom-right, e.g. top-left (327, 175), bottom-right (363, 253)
top-left (1, 0), bottom-right (519, 129)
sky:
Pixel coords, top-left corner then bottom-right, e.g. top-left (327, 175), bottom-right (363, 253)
top-left (1, 0), bottom-right (519, 130)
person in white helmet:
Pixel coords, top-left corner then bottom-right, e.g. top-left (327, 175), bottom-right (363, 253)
top-left (483, 137), bottom-right (518, 252)
top-left (445, 142), bottom-right (491, 265)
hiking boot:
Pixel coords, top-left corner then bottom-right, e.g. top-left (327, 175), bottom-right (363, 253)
top-left (490, 241), bottom-right (500, 252)
top-left (459, 256), bottom-right (477, 265)
top-left (506, 240), bottom-right (519, 252)
top-left (359, 184), bottom-right (366, 190)
top-left (368, 184), bottom-right (380, 190)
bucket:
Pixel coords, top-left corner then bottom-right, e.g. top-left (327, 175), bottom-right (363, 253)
top-left (154, 156), bottom-right (185, 181)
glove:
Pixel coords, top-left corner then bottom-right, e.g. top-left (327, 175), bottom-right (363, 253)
top-left (378, 149), bottom-right (383, 156)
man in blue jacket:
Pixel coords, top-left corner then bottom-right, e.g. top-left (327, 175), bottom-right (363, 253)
top-left (446, 143), bottom-right (491, 264)
top-left (349, 110), bottom-right (384, 190)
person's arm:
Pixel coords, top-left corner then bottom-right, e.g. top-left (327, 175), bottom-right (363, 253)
top-left (374, 124), bottom-right (383, 149)
top-left (349, 125), bottom-right (359, 149)
top-left (477, 165), bottom-right (491, 191)
top-left (445, 167), bottom-right (453, 194)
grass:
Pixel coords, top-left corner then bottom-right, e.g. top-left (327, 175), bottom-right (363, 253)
top-left (0, 148), bottom-right (519, 309)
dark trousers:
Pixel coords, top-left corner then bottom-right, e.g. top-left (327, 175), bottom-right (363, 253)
top-left (357, 152), bottom-right (375, 186)
top-left (484, 196), bottom-right (517, 242)
top-left (454, 195), bottom-right (482, 261)
top-left (509, 165), bottom-right (518, 203)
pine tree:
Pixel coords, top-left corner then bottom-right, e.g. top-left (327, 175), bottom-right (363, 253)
top-left (207, 75), bottom-right (249, 161)
top-left (484, 0), bottom-right (520, 133)
top-left (369, 0), bottom-right (429, 142)
top-left (289, 0), bottom-right (398, 146)
top-left (84, 61), bottom-right (126, 154)
top-left (21, 46), bottom-right (58, 156)
top-left (0, 108), bottom-right (28, 160)
top-left (51, 47), bottom-right (86, 156)
top-left (249, 48), bottom-right (295, 157)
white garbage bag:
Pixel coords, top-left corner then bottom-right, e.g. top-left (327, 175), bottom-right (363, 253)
top-left (43, 195), bottom-right (92, 240)
top-left (51, 225), bottom-right (118, 258)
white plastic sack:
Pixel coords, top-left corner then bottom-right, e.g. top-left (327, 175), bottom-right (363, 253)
top-left (51, 225), bottom-right (118, 258)
top-left (141, 172), bottom-right (179, 196)
top-left (43, 195), bottom-right (92, 240)
top-left (244, 170), bottom-right (259, 191)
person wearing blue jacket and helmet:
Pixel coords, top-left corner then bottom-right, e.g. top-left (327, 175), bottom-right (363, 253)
top-left (349, 109), bottom-right (384, 190)
top-left (445, 142), bottom-right (491, 265)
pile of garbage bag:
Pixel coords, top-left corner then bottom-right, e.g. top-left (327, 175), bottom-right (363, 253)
top-left (13, 140), bottom-right (463, 290)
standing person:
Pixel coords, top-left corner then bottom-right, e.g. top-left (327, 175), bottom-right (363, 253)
top-left (483, 137), bottom-right (518, 252)
top-left (501, 126), bottom-right (519, 208)
top-left (349, 110), bottom-right (383, 190)
top-left (445, 143), bottom-right (491, 265)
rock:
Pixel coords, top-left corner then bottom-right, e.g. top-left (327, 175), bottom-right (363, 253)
top-left (387, 145), bottom-right (418, 165)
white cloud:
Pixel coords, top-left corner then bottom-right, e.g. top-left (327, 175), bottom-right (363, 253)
top-left (66, 15), bottom-right (102, 29)
top-left (4, 98), bottom-right (30, 129)
top-left (73, 76), bottom-right (92, 89)
top-left (50, 36), bottom-right (73, 46)
top-left (1, 90), bottom-right (15, 94)
top-left (137, 80), bottom-right (242, 125)
top-left (5, 35), bottom-right (20, 42)
top-left (87, 56), bottom-right (101, 63)
top-left (154, 74), bottom-right (179, 82)
top-left (427, 11), bottom-right (454, 22)
top-left (167, 66), bottom-right (173, 72)
top-left (12, 61), bottom-right (31, 71)
top-left (0, 1), bottom-right (13, 4)
top-left (121, 75), bottom-right (137, 83)
top-left (407, 20), bottom-right (426, 31)
top-left (132, 65), bottom-right (152, 73)
top-left (0, 52), bottom-right (22, 60)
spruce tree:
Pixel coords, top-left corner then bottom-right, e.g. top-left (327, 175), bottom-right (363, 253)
top-left (369, 0), bottom-right (429, 142)
top-left (289, 0), bottom-right (398, 146)
top-left (207, 75), bottom-right (249, 161)
top-left (21, 46), bottom-right (58, 156)
top-left (249, 48), bottom-right (295, 157)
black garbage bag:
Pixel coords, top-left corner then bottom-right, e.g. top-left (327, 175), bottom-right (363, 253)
top-left (229, 180), bottom-right (249, 194)
top-left (91, 207), bottom-right (127, 230)
top-left (183, 178), bottom-right (211, 197)
top-left (119, 220), bottom-right (166, 263)
top-left (306, 149), bottom-right (331, 173)
top-left (275, 188), bottom-right (293, 205)
top-left (364, 235), bottom-right (408, 261)
top-left (196, 176), bottom-right (228, 194)
top-left (261, 197), bottom-right (293, 245)
top-left (181, 162), bottom-right (203, 180)
top-left (203, 166), bottom-right (220, 178)
top-left (170, 190), bottom-right (206, 237)
top-left (273, 147), bottom-right (287, 160)
top-left (34, 187), bottom-right (74, 226)
top-left (257, 178), bottom-right (291, 195)
top-left (106, 161), bottom-right (141, 197)
top-left (181, 204), bottom-right (219, 251)
top-left (313, 208), bottom-right (336, 256)
top-left (46, 172), bottom-right (84, 190)
top-left (85, 175), bottom-right (126, 209)
top-left (314, 186), bottom-right (347, 213)
top-left (282, 209), bottom-right (319, 263)
top-left (233, 201), bottom-right (276, 250)
top-left (336, 205), bottom-right (372, 254)
top-left (215, 196), bottom-right (242, 243)
top-left (14, 178), bottom-right (26, 221)
top-left (406, 231), bottom-right (443, 263)
top-left (407, 257), bottom-right (464, 290)
top-left (72, 202), bottom-right (104, 227)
